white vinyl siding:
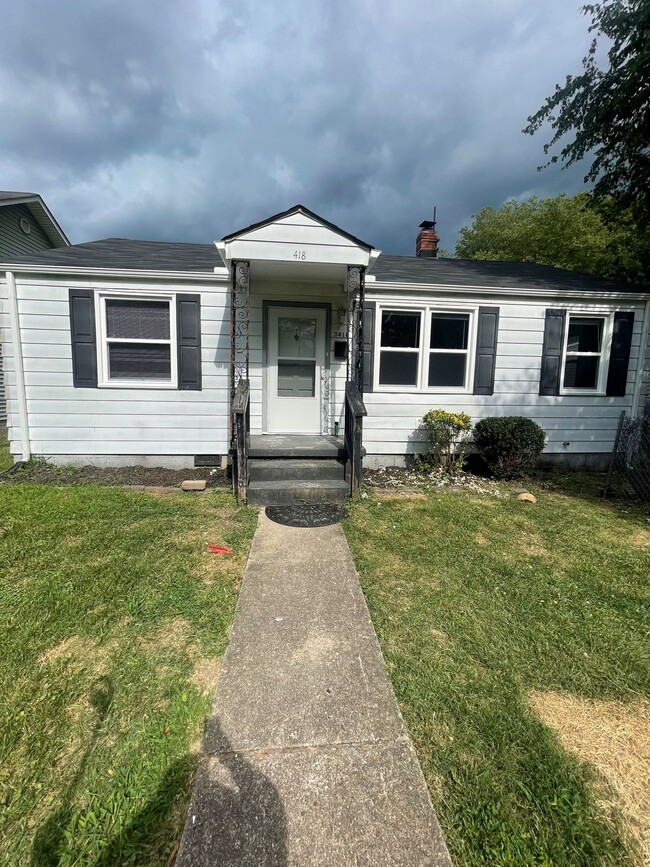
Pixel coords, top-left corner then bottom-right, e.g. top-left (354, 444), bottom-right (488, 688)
top-left (363, 293), bottom-right (646, 457)
top-left (1, 270), bottom-right (647, 466)
top-left (0, 276), bottom-right (230, 460)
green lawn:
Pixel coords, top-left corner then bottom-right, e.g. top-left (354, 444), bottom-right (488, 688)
top-left (0, 433), bottom-right (12, 473)
top-left (0, 481), bottom-right (257, 866)
top-left (345, 484), bottom-right (649, 866)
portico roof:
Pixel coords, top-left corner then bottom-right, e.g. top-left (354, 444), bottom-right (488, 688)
top-left (215, 204), bottom-right (381, 281)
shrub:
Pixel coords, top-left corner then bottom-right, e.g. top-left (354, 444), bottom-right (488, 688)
top-left (473, 416), bottom-right (546, 478)
top-left (417, 410), bottom-right (472, 473)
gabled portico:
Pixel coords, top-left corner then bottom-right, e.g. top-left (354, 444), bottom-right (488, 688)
top-left (216, 205), bottom-right (380, 504)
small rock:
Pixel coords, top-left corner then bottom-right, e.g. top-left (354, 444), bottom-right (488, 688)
top-left (181, 480), bottom-right (207, 492)
top-left (517, 492), bottom-right (537, 504)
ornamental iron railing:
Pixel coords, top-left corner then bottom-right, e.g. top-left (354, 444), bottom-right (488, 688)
top-left (346, 265), bottom-right (365, 392)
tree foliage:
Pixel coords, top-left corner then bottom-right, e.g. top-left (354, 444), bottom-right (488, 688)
top-left (524, 0), bottom-right (650, 225)
top-left (454, 193), bottom-right (650, 283)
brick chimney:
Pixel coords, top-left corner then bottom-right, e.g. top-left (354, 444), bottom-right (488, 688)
top-left (416, 214), bottom-right (439, 258)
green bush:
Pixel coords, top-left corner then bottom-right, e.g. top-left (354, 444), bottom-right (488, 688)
top-left (417, 410), bottom-right (472, 473)
top-left (473, 416), bottom-right (546, 478)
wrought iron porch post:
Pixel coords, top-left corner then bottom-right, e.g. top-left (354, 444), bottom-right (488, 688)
top-left (230, 260), bottom-right (250, 440)
top-left (346, 265), bottom-right (366, 391)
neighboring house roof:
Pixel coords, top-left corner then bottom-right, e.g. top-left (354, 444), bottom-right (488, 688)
top-left (1, 236), bottom-right (647, 295)
top-left (0, 191), bottom-right (69, 247)
top-left (221, 204), bottom-right (375, 251)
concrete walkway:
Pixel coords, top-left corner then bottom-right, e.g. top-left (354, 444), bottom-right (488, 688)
top-left (177, 512), bottom-right (452, 866)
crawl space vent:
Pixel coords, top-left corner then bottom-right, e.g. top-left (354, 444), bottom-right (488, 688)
top-left (194, 454), bottom-right (221, 467)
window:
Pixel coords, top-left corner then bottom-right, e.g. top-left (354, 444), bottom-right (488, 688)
top-left (562, 315), bottom-right (609, 392)
top-left (378, 311), bottom-right (421, 386)
top-left (428, 313), bottom-right (470, 387)
top-left (376, 306), bottom-right (475, 391)
top-left (98, 295), bottom-right (177, 387)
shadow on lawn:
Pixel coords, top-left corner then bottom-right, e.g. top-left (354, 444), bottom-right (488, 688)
top-left (31, 687), bottom-right (287, 866)
top-left (31, 676), bottom-right (115, 866)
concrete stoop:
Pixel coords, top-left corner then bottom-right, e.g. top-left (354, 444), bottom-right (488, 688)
top-left (247, 436), bottom-right (350, 506)
top-left (176, 513), bottom-right (452, 866)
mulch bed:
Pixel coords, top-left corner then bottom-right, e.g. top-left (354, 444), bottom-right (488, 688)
top-left (1, 461), bottom-right (230, 489)
top-left (364, 465), bottom-right (505, 496)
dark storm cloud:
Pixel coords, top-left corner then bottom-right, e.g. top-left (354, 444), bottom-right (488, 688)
top-left (1, 0), bottom-right (594, 253)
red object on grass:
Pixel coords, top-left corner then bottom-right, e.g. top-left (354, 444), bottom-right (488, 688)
top-left (208, 544), bottom-right (235, 555)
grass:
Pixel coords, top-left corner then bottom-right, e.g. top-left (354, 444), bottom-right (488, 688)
top-left (344, 483), bottom-right (650, 866)
top-left (0, 433), bottom-right (12, 473)
top-left (0, 479), bottom-right (258, 866)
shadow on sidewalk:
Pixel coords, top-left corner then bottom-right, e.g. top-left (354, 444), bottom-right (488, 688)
top-left (177, 717), bottom-right (288, 866)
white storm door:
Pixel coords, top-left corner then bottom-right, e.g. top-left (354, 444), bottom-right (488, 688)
top-left (267, 306), bottom-right (327, 434)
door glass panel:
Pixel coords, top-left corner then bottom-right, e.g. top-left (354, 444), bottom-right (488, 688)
top-left (278, 317), bottom-right (316, 359)
top-left (277, 360), bottom-right (316, 397)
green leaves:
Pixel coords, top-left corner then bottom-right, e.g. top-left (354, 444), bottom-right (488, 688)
top-left (455, 192), bottom-right (650, 283)
top-left (524, 1), bottom-right (650, 227)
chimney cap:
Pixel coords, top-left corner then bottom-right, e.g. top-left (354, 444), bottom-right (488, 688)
top-left (419, 220), bottom-right (436, 230)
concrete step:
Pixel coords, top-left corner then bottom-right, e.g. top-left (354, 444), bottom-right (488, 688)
top-left (249, 458), bottom-right (345, 483)
top-left (249, 435), bottom-right (348, 459)
top-left (247, 479), bottom-right (349, 506)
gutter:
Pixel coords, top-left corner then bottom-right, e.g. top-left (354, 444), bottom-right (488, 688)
top-left (5, 271), bottom-right (31, 461)
top-left (0, 264), bottom-right (230, 282)
top-left (369, 280), bottom-right (650, 302)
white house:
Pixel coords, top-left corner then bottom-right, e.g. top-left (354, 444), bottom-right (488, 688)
top-left (1, 204), bottom-right (649, 504)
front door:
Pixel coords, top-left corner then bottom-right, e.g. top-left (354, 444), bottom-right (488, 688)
top-left (267, 306), bottom-right (327, 434)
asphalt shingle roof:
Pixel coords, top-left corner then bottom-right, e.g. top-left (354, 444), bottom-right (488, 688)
top-left (371, 255), bottom-right (644, 294)
top-left (2, 237), bottom-right (646, 293)
top-left (2, 238), bottom-right (221, 273)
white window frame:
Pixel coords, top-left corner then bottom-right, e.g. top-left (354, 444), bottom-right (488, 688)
top-left (96, 290), bottom-right (178, 389)
top-left (560, 311), bottom-right (613, 396)
top-left (374, 302), bottom-right (478, 393)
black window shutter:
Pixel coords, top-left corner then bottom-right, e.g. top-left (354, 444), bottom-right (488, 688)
top-left (177, 294), bottom-right (202, 390)
top-left (362, 301), bottom-right (376, 393)
top-left (539, 309), bottom-right (567, 396)
top-left (606, 311), bottom-right (635, 396)
top-left (473, 306), bottom-right (500, 395)
top-left (69, 289), bottom-right (97, 388)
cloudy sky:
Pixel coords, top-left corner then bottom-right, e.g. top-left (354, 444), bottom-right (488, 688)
top-left (1, 0), bottom-right (594, 254)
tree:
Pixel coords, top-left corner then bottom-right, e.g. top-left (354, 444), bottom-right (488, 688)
top-left (524, 1), bottom-right (650, 225)
top-left (454, 193), bottom-right (650, 283)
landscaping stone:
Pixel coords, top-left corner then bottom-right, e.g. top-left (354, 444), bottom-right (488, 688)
top-left (181, 480), bottom-right (207, 491)
top-left (517, 492), bottom-right (537, 503)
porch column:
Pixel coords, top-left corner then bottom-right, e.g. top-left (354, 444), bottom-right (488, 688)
top-left (346, 265), bottom-right (366, 392)
top-left (230, 260), bottom-right (250, 438)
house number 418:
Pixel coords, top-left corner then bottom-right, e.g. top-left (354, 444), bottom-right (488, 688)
top-left (293, 250), bottom-right (307, 260)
